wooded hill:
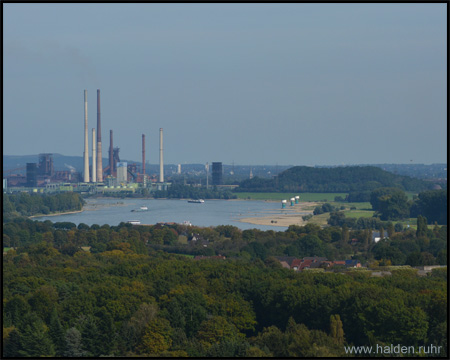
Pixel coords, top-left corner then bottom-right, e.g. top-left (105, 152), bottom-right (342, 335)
top-left (237, 166), bottom-right (432, 193)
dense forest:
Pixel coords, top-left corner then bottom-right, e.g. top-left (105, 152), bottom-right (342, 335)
top-left (2, 189), bottom-right (447, 357)
top-left (237, 166), bottom-right (433, 193)
top-left (2, 228), bottom-right (447, 357)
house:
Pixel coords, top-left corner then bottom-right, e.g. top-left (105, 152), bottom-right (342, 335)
top-left (290, 259), bottom-right (302, 271)
top-left (189, 233), bottom-right (209, 247)
top-left (298, 256), bottom-right (327, 271)
top-left (275, 256), bottom-right (297, 268)
top-left (372, 230), bottom-right (389, 243)
top-left (345, 259), bottom-right (361, 268)
top-left (333, 260), bottom-right (346, 266)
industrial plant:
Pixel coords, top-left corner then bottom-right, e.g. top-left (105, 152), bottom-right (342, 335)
top-left (3, 89), bottom-right (171, 195)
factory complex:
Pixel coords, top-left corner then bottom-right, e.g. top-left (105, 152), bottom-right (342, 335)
top-left (4, 90), bottom-right (174, 195)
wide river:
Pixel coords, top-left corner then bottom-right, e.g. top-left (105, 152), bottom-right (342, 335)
top-left (35, 198), bottom-right (291, 231)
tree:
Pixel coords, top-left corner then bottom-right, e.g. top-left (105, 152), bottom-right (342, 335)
top-left (64, 327), bottom-right (87, 357)
top-left (386, 223), bottom-right (395, 238)
top-left (253, 325), bottom-right (289, 357)
top-left (121, 303), bottom-right (158, 351)
top-left (330, 314), bottom-right (345, 345)
top-left (18, 320), bottom-right (55, 357)
top-left (48, 308), bottom-right (65, 356)
top-left (377, 190), bottom-right (410, 220)
top-left (3, 328), bottom-right (21, 357)
top-left (411, 189), bottom-right (447, 225)
top-left (197, 316), bottom-right (242, 349)
top-left (416, 215), bottom-right (428, 238)
top-left (140, 317), bottom-right (173, 354)
top-left (341, 225), bottom-right (349, 246)
top-left (370, 187), bottom-right (399, 211)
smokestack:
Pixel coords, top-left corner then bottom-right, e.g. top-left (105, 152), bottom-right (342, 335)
top-left (92, 128), bottom-right (96, 182)
top-left (96, 89), bottom-right (103, 182)
top-left (83, 90), bottom-right (90, 183)
top-left (142, 134), bottom-right (146, 179)
top-left (109, 130), bottom-right (113, 176)
top-left (159, 128), bottom-right (164, 183)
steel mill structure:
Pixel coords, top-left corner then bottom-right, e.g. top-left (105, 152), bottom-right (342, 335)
top-left (4, 89), bottom-right (174, 194)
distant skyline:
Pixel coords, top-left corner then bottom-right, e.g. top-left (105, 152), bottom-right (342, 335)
top-left (3, 3), bottom-right (447, 165)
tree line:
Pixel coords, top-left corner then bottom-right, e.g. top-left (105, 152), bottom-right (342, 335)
top-left (152, 184), bottom-right (237, 200)
top-left (237, 166), bottom-right (433, 193)
top-left (3, 193), bottom-right (84, 220)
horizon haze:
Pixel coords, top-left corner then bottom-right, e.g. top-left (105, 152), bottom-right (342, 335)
top-left (3, 4), bottom-right (447, 166)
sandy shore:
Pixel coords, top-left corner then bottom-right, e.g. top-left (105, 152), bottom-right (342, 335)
top-left (29, 210), bottom-right (84, 218)
top-left (238, 202), bottom-right (318, 227)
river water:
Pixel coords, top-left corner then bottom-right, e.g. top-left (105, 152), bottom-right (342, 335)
top-left (35, 198), bottom-right (289, 231)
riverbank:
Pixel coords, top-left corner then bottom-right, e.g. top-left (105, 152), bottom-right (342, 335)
top-left (29, 209), bottom-right (84, 218)
top-left (238, 201), bottom-right (318, 227)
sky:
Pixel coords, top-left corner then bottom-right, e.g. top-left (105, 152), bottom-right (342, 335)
top-left (3, 3), bottom-right (447, 166)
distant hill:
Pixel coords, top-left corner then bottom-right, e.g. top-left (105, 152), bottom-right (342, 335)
top-left (237, 166), bottom-right (434, 193)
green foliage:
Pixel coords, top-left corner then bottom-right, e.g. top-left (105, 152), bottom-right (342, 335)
top-left (3, 192), bottom-right (84, 218)
top-left (153, 184), bottom-right (237, 199)
top-left (411, 189), bottom-right (447, 225)
top-left (237, 166), bottom-right (430, 193)
top-left (18, 318), bottom-right (55, 357)
top-left (313, 203), bottom-right (337, 215)
top-left (64, 327), bottom-right (87, 357)
top-left (371, 187), bottom-right (411, 220)
top-left (140, 317), bottom-right (173, 354)
top-left (2, 216), bottom-right (448, 357)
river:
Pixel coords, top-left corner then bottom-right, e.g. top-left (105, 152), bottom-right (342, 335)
top-left (34, 198), bottom-right (292, 231)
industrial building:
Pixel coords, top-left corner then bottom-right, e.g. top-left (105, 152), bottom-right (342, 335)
top-left (116, 162), bottom-right (128, 184)
top-left (212, 162), bottom-right (223, 185)
top-left (4, 88), bottom-right (173, 195)
top-left (26, 163), bottom-right (38, 187)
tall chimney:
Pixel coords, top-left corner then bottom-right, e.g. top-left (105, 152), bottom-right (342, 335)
top-left (142, 134), bottom-right (146, 180)
top-left (109, 130), bottom-right (113, 176)
top-left (96, 89), bottom-right (103, 182)
top-left (83, 90), bottom-right (90, 182)
top-left (159, 128), bottom-right (164, 183)
top-left (92, 128), bottom-right (96, 182)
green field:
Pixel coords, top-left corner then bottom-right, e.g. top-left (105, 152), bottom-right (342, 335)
top-left (344, 210), bottom-right (375, 218)
top-left (235, 192), bottom-right (348, 202)
top-left (235, 192), bottom-right (421, 228)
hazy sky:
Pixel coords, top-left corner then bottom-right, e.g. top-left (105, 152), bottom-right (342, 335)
top-left (3, 4), bottom-right (447, 166)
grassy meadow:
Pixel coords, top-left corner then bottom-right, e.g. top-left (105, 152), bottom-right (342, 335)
top-left (235, 192), bottom-right (348, 202)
